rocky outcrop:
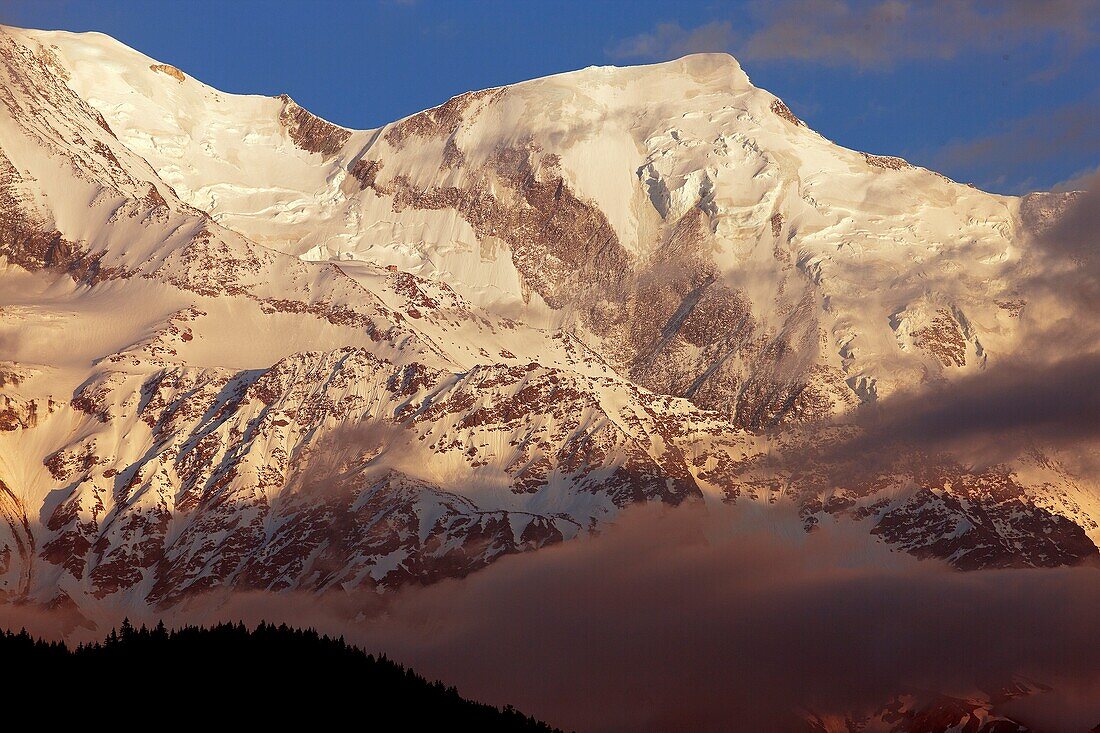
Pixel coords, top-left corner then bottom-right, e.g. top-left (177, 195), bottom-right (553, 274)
top-left (30, 345), bottom-right (725, 605)
top-left (804, 685), bottom-right (1042, 733)
top-left (0, 477), bottom-right (33, 600)
top-left (149, 63), bottom-right (184, 82)
top-left (278, 94), bottom-right (351, 157)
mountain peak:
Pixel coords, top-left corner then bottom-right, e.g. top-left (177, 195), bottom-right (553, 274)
top-left (551, 50), bottom-right (753, 96)
top-left (1, 22), bottom-right (1096, 623)
top-left (667, 50), bottom-right (747, 73)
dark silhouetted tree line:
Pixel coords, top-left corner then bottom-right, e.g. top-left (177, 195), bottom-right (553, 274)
top-left (1, 620), bottom-right (567, 731)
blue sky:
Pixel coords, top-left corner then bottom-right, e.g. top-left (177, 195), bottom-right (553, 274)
top-left (3, 0), bottom-right (1098, 194)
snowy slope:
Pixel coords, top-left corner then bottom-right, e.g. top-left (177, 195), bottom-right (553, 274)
top-left (0, 26), bottom-right (1096, 616)
top-left (31, 30), bottom-right (1026, 407)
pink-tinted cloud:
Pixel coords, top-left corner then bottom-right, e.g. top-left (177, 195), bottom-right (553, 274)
top-left (142, 503), bottom-right (1100, 732)
top-left (6, 505), bottom-right (1098, 730)
top-left (608, 1), bottom-right (1100, 70)
top-left (606, 21), bottom-right (736, 61)
top-left (931, 96), bottom-right (1100, 194)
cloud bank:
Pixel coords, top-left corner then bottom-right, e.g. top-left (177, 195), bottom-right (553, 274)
top-left (608, 1), bottom-right (1100, 69)
top-left (191, 503), bottom-right (1098, 732)
top-left (932, 96), bottom-right (1100, 194)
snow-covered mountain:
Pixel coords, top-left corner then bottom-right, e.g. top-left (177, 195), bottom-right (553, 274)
top-left (0, 26), bottom-right (1097, 618)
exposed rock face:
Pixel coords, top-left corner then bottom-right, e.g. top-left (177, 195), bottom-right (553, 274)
top-left (1018, 189), bottom-right (1081, 234)
top-left (804, 681), bottom-right (1047, 733)
top-left (31, 339), bottom-right (728, 604)
top-left (384, 88), bottom-right (501, 149)
top-left (0, 26), bottom-right (1097, 618)
top-left (149, 63), bottom-right (184, 82)
top-left (367, 112), bottom-right (851, 429)
top-left (770, 98), bottom-right (803, 126)
top-left (862, 151), bottom-right (913, 170)
top-left (0, 477), bottom-right (33, 600)
top-left (381, 143), bottom-right (633, 312)
top-left (278, 94), bottom-right (351, 157)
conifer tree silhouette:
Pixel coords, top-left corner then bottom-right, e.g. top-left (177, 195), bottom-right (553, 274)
top-left (2, 621), bottom-right (568, 731)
